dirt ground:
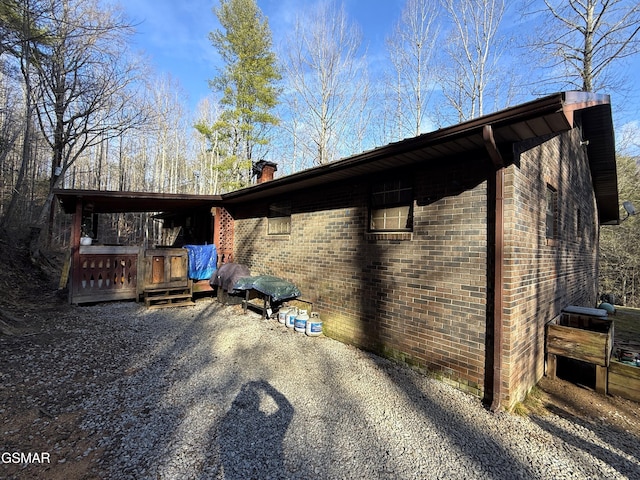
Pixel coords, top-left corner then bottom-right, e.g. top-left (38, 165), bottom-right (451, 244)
top-left (0, 236), bottom-right (639, 479)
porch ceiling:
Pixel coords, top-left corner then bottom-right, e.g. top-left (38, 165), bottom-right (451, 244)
top-left (577, 102), bottom-right (618, 224)
top-left (54, 189), bottom-right (223, 214)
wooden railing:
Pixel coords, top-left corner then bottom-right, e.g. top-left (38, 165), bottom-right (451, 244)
top-left (71, 246), bottom-right (140, 304)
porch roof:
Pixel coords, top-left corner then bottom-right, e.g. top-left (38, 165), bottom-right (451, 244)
top-left (54, 189), bottom-right (223, 214)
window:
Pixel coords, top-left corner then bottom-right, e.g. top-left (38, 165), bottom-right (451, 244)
top-left (546, 185), bottom-right (557, 239)
top-left (370, 179), bottom-right (413, 232)
top-left (576, 208), bottom-right (582, 236)
top-left (268, 201), bottom-right (291, 235)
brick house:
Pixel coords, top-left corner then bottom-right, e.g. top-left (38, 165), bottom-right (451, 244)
top-left (219, 92), bottom-right (618, 409)
top-left (54, 91), bottom-right (619, 409)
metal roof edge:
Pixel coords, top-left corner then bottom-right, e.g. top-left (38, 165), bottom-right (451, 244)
top-left (53, 188), bottom-right (224, 214)
top-left (222, 92), bottom-right (570, 202)
top-left (53, 188), bottom-right (223, 201)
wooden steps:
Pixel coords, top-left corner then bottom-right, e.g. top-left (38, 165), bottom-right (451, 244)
top-left (144, 286), bottom-right (195, 309)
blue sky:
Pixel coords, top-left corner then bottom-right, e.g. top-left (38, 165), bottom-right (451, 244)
top-left (123, 0), bottom-right (405, 109)
top-left (121, 0), bottom-right (639, 152)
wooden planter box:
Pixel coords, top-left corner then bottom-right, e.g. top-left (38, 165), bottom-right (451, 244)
top-left (545, 307), bottom-right (613, 394)
top-left (608, 360), bottom-right (640, 402)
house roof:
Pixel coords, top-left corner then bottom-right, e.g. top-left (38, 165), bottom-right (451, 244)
top-left (221, 91), bottom-right (619, 223)
top-left (54, 189), bottom-right (222, 214)
top-left (54, 91), bottom-right (619, 223)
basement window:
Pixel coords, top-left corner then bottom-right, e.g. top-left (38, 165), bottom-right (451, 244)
top-left (370, 179), bottom-right (413, 232)
top-left (268, 201), bottom-right (291, 235)
top-left (546, 184), bottom-right (558, 240)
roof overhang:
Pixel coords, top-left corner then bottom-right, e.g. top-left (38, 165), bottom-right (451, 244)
top-left (54, 189), bottom-right (223, 214)
top-left (54, 92), bottom-right (618, 224)
top-left (221, 91), bottom-right (618, 223)
top-left (571, 100), bottom-right (618, 224)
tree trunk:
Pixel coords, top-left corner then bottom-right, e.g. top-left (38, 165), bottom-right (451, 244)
top-left (2, 11), bottom-right (35, 230)
top-left (2, 114), bottom-right (32, 229)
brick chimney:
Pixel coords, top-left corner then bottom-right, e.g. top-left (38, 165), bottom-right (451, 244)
top-left (253, 160), bottom-right (278, 184)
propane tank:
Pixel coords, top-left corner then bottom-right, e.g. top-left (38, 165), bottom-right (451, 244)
top-left (285, 307), bottom-right (298, 328)
top-left (306, 312), bottom-right (323, 336)
top-left (278, 306), bottom-right (290, 324)
top-left (294, 309), bottom-right (309, 333)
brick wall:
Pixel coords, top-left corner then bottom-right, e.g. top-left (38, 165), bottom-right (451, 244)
top-left (233, 162), bottom-right (490, 396)
top-left (231, 129), bottom-right (600, 406)
top-left (502, 129), bottom-right (599, 404)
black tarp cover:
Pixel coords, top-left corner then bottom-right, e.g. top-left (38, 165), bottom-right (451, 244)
top-left (232, 275), bottom-right (301, 302)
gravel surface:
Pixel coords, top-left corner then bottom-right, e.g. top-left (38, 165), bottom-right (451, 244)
top-left (2, 298), bottom-right (639, 479)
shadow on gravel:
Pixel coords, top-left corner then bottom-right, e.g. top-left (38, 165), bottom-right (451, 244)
top-left (100, 301), bottom-right (301, 479)
top-left (92, 301), bottom-right (241, 478)
top-left (532, 405), bottom-right (639, 478)
top-left (218, 380), bottom-right (294, 480)
top-left (361, 354), bottom-right (535, 479)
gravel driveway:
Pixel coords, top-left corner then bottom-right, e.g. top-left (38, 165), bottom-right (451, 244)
top-left (2, 299), bottom-right (639, 479)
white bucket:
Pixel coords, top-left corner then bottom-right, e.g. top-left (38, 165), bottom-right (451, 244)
top-left (285, 307), bottom-right (298, 328)
top-left (294, 309), bottom-right (309, 333)
top-left (306, 312), bottom-right (323, 336)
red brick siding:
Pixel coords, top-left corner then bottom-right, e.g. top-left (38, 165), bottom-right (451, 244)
top-left (233, 165), bottom-right (489, 396)
top-left (502, 129), bottom-right (599, 404)
top-left (230, 128), bottom-right (600, 406)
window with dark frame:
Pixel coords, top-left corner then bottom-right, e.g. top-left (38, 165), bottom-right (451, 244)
top-left (576, 207), bottom-right (582, 236)
top-left (546, 185), bottom-right (558, 240)
top-left (370, 179), bottom-right (413, 232)
top-left (267, 201), bottom-right (291, 235)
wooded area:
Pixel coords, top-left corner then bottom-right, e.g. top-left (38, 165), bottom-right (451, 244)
top-left (1, 0), bottom-right (640, 302)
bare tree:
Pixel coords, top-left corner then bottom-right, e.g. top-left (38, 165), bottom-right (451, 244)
top-left (194, 96), bottom-right (225, 194)
top-left (617, 122), bottom-right (640, 157)
top-left (146, 74), bottom-right (189, 194)
top-left (0, 0), bottom-right (50, 229)
top-left (281, 1), bottom-right (370, 166)
top-left (524, 0), bottom-right (640, 93)
top-left (385, 0), bottom-right (441, 140)
top-left (272, 95), bottom-right (303, 174)
top-left (27, 0), bottom-right (144, 251)
top-left (600, 154), bottom-right (640, 306)
top-left (438, 0), bottom-right (510, 122)
top-left (0, 70), bottom-right (23, 219)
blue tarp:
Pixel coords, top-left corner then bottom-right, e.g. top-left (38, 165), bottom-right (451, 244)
top-left (184, 244), bottom-right (217, 281)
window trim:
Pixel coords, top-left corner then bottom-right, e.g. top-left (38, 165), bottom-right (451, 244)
top-left (369, 178), bottom-right (414, 233)
top-left (267, 201), bottom-right (291, 235)
top-left (545, 184), bottom-right (558, 243)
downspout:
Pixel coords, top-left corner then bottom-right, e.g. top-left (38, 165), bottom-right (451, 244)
top-left (483, 125), bottom-right (504, 412)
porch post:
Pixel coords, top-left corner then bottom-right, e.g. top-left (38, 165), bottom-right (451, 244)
top-left (69, 198), bottom-right (83, 303)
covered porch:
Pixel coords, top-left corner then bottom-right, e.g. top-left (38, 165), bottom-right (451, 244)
top-left (54, 189), bottom-right (231, 305)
